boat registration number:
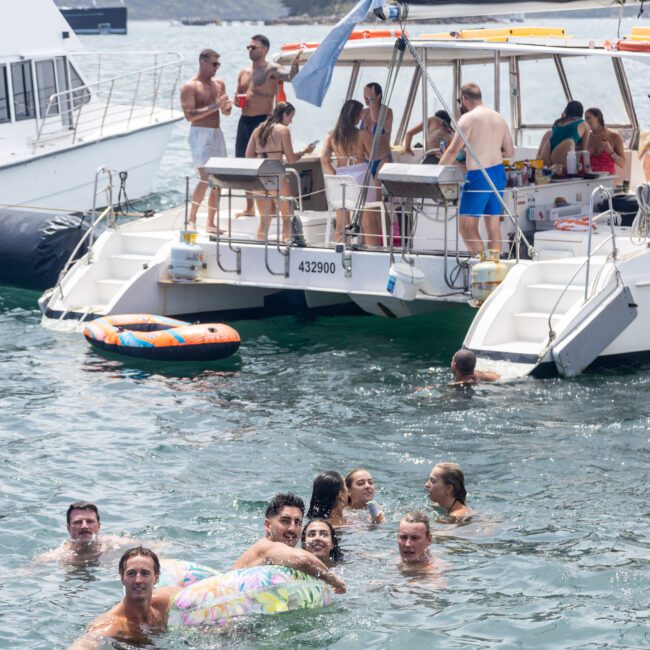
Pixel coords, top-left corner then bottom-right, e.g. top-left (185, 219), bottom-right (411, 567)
top-left (298, 260), bottom-right (336, 274)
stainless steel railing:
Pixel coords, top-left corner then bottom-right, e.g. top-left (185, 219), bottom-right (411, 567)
top-left (32, 51), bottom-right (183, 153)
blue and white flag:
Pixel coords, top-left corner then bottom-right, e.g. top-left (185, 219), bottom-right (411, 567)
top-left (292, 0), bottom-right (387, 107)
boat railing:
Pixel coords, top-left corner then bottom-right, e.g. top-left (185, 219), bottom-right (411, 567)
top-left (546, 185), bottom-right (619, 341)
top-left (32, 51), bottom-right (183, 153)
top-left (44, 167), bottom-right (116, 315)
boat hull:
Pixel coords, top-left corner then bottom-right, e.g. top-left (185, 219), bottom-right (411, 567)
top-left (0, 119), bottom-right (179, 212)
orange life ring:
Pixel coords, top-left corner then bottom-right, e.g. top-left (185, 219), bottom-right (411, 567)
top-left (605, 38), bottom-right (650, 52)
top-left (280, 29), bottom-right (405, 52)
top-left (83, 314), bottom-right (240, 361)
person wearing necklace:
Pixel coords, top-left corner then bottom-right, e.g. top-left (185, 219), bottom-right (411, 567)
top-left (425, 462), bottom-right (471, 519)
top-left (585, 107), bottom-right (625, 176)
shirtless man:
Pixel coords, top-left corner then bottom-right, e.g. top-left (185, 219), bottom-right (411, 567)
top-left (235, 34), bottom-right (302, 216)
top-left (36, 501), bottom-right (137, 566)
top-left (439, 83), bottom-right (515, 254)
top-left (69, 547), bottom-right (180, 649)
top-left (451, 349), bottom-right (499, 384)
top-left (397, 512), bottom-right (434, 570)
top-left (180, 49), bottom-right (232, 234)
top-left (233, 492), bottom-right (346, 593)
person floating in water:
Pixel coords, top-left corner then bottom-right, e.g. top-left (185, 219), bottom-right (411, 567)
top-left (425, 463), bottom-right (472, 519)
top-left (451, 349), bottom-right (499, 384)
top-left (232, 492), bottom-right (346, 593)
top-left (69, 546), bottom-right (180, 649)
top-left (397, 512), bottom-right (435, 569)
top-left (36, 501), bottom-right (137, 566)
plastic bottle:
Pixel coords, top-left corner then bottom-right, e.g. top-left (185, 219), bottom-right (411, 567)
top-left (566, 150), bottom-right (577, 175)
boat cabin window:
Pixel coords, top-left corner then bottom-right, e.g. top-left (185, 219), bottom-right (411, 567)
top-left (0, 66), bottom-right (9, 123)
top-left (460, 61), bottom-right (512, 127)
top-left (518, 58), bottom-right (567, 127)
top-left (560, 56), bottom-right (628, 127)
top-left (11, 61), bottom-right (36, 121)
top-left (36, 60), bottom-right (59, 117)
top-left (69, 62), bottom-right (91, 107)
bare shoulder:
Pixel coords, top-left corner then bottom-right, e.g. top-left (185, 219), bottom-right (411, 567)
top-left (233, 537), bottom-right (271, 568)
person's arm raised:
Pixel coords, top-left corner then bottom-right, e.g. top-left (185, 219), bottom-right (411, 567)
top-left (261, 542), bottom-right (346, 593)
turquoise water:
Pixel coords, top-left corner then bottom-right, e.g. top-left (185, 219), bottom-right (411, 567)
top-left (2, 16), bottom-right (650, 649)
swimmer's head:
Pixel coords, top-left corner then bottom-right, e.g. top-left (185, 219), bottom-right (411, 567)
top-left (345, 468), bottom-right (376, 508)
top-left (66, 501), bottom-right (101, 541)
top-left (306, 471), bottom-right (347, 520)
top-left (264, 493), bottom-right (305, 547)
top-left (452, 349), bottom-right (476, 377)
top-left (398, 512), bottom-right (432, 563)
top-left (118, 546), bottom-right (160, 578)
top-left (301, 518), bottom-right (342, 563)
top-left (428, 462), bottom-right (467, 505)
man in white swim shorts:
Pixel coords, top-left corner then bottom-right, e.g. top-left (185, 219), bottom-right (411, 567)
top-left (180, 49), bottom-right (232, 234)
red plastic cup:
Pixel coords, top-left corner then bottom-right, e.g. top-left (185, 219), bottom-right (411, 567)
top-left (234, 94), bottom-right (247, 109)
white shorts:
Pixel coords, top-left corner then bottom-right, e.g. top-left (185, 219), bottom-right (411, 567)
top-left (189, 126), bottom-right (227, 168)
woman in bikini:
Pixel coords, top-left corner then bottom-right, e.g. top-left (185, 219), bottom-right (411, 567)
top-left (245, 101), bottom-right (314, 241)
top-left (585, 107), bottom-right (625, 176)
top-left (537, 100), bottom-right (590, 168)
top-left (320, 99), bottom-right (381, 245)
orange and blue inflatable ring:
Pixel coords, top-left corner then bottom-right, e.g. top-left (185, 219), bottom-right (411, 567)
top-left (83, 314), bottom-right (240, 361)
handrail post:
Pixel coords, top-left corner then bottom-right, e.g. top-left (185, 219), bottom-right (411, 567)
top-left (100, 79), bottom-right (115, 136)
top-left (127, 72), bottom-right (142, 129)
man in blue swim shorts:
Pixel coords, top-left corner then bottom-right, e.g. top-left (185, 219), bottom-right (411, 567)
top-left (439, 83), bottom-right (514, 255)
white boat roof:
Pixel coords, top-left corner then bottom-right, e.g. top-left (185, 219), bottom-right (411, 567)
top-left (276, 32), bottom-right (650, 65)
top-left (0, 0), bottom-right (84, 61)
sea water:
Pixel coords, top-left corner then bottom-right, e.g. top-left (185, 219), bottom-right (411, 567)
top-left (1, 17), bottom-right (650, 649)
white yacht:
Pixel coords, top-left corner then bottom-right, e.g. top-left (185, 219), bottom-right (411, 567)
top-left (40, 1), bottom-right (650, 376)
top-left (0, 0), bottom-right (183, 211)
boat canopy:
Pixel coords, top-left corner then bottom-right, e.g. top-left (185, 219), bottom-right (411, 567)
top-left (375, 0), bottom-right (642, 21)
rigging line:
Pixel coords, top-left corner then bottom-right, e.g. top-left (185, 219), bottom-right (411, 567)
top-left (399, 33), bottom-right (537, 260)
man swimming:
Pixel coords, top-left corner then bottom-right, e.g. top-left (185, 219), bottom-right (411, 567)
top-left (397, 512), bottom-right (434, 570)
top-left (451, 349), bottom-right (499, 384)
top-left (233, 492), bottom-right (346, 593)
top-left (36, 501), bottom-right (137, 566)
top-left (439, 82), bottom-right (514, 255)
top-left (69, 546), bottom-right (180, 648)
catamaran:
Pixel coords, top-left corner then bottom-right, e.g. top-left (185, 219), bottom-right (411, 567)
top-left (40, 0), bottom-right (650, 376)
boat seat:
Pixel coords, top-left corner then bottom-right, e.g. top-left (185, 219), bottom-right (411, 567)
top-left (323, 174), bottom-right (387, 246)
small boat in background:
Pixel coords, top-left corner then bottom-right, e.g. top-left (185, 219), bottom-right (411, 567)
top-left (59, 4), bottom-right (128, 35)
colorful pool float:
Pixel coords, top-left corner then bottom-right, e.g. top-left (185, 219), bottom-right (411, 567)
top-left (168, 565), bottom-right (332, 627)
top-left (83, 313), bottom-right (240, 361)
top-left (158, 558), bottom-right (223, 588)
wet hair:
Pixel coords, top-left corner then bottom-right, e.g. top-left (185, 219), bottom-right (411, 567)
top-left (400, 511), bottom-right (431, 536)
top-left (435, 462), bottom-right (467, 504)
top-left (306, 471), bottom-right (346, 519)
top-left (301, 518), bottom-right (344, 562)
top-left (66, 501), bottom-right (100, 525)
top-left (365, 82), bottom-right (383, 98)
top-left (118, 546), bottom-right (160, 577)
top-left (332, 99), bottom-right (364, 151)
top-left (585, 107), bottom-right (605, 128)
top-left (252, 34), bottom-right (270, 50)
top-left (265, 492), bottom-right (305, 519)
top-left (199, 48), bottom-right (219, 62)
top-left (460, 83), bottom-right (482, 101)
top-left (434, 110), bottom-right (452, 129)
top-left (563, 100), bottom-right (584, 119)
top-left (452, 349), bottom-right (476, 375)
top-left (257, 101), bottom-right (295, 147)
top-left (344, 467), bottom-right (369, 490)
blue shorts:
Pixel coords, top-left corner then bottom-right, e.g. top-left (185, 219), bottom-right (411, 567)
top-left (458, 164), bottom-right (506, 218)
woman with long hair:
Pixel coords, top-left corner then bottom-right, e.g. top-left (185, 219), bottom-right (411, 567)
top-left (246, 101), bottom-right (314, 240)
top-left (585, 107), bottom-right (625, 176)
top-left (345, 468), bottom-right (384, 523)
top-left (320, 99), bottom-right (380, 245)
top-left (306, 471), bottom-right (348, 526)
top-left (537, 100), bottom-right (590, 168)
top-left (424, 462), bottom-right (471, 519)
top-left (301, 518), bottom-right (343, 565)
